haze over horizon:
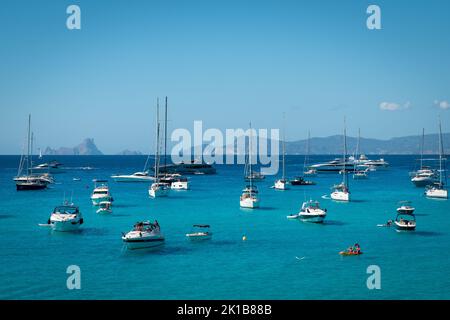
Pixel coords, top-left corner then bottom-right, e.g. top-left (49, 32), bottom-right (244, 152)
top-left (1, 0), bottom-right (449, 154)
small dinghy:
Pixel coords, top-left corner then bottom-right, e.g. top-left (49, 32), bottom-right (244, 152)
top-left (186, 225), bottom-right (212, 240)
top-left (339, 243), bottom-right (362, 256)
top-left (396, 201), bottom-right (415, 214)
top-left (290, 177), bottom-right (316, 186)
top-left (394, 211), bottom-right (416, 231)
top-left (122, 220), bottom-right (165, 250)
top-left (96, 201), bottom-right (112, 214)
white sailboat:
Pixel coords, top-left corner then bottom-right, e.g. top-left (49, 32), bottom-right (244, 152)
top-left (425, 120), bottom-right (447, 199)
top-left (14, 115), bottom-right (50, 190)
top-left (331, 120), bottom-right (350, 201)
top-left (274, 114), bottom-right (289, 190)
top-left (149, 98), bottom-right (169, 198)
top-left (240, 123), bottom-right (260, 208)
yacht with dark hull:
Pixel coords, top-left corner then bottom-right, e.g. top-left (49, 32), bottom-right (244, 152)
top-left (156, 160), bottom-right (216, 175)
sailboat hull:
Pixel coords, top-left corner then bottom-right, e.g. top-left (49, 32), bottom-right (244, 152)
top-left (16, 183), bottom-right (47, 191)
top-left (425, 188), bottom-right (448, 199)
top-left (240, 197), bottom-right (260, 208)
top-left (331, 191), bottom-right (350, 201)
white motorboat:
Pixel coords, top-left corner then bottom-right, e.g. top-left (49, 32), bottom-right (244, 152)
top-left (111, 171), bottom-right (154, 182)
top-left (170, 177), bottom-right (189, 190)
top-left (47, 203), bottom-right (83, 232)
top-left (96, 201), bottom-right (112, 214)
top-left (425, 120), bottom-right (448, 199)
top-left (396, 201), bottom-right (415, 214)
top-left (186, 225), bottom-right (212, 240)
top-left (411, 169), bottom-right (436, 187)
top-left (304, 168), bottom-right (317, 176)
top-left (330, 120), bottom-right (350, 202)
top-left (32, 161), bottom-right (65, 174)
top-left (298, 200), bottom-right (327, 223)
top-left (91, 180), bottom-right (114, 205)
top-left (122, 220), bottom-right (165, 250)
top-left (394, 212), bottom-right (416, 231)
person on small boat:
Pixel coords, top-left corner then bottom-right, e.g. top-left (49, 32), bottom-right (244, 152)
top-left (346, 243), bottom-right (361, 254)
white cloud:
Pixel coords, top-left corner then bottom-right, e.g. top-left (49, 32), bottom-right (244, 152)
top-left (435, 100), bottom-right (450, 110)
top-left (379, 101), bottom-right (410, 111)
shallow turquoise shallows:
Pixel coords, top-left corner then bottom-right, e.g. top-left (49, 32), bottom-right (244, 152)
top-left (1, 155), bottom-right (449, 299)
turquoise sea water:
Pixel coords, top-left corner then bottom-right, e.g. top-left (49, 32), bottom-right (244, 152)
top-left (0, 155), bottom-right (449, 300)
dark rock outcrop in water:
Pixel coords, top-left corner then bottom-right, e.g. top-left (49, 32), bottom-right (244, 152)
top-left (44, 138), bottom-right (103, 156)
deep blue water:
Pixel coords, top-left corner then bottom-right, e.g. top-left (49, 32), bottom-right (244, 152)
top-left (0, 155), bottom-right (449, 300)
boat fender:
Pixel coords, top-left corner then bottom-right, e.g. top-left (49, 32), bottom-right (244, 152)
top-left (79, 218), bottom-right (84, 225)
top-left (139, 232), bottom-right (142, 237)
top-left (47, 219), bottom-right (51, 224)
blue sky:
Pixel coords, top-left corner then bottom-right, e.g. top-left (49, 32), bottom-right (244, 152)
top-left (0, 0), bottom-right (449, 154)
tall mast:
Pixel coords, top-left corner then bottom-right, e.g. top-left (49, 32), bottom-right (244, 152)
top-left (26, 114), bottom-right (31, 175)
top-left (282, 113), bottom-right (286, 180)
top-left (304, 131), bottom-right (310, 172)
top-left (164, 96), bottom-right (168, 170)
top-left (249, 122), bottom-right (253, 189)
top-left (420, 128), bottom-right (425, 169)
top-left (30, 132), bottom-right (34, 174)
top-left (154, 98), bottom-right (160, 180)
top-left (343, 118), bottom-right (348, 187)
top-left (438, 120), bottom-right (443, 185)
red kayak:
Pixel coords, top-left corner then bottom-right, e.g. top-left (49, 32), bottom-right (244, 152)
top-left (339, 251), bottom-right (363, 256)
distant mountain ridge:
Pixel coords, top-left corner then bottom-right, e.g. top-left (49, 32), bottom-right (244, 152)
top-left (285, 133), bottom-right (450, 155)
top-left (41, 133), bottom-right (450, 156)
top-left (116, 149), bottom-right (143, 156)
top-left (44, 138), bottom-right (103, 156)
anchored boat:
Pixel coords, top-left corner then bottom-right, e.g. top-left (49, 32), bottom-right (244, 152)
top-left (186, 225), bottom-right (212, 240)
top-left (122, 220), bottom-right (165, 250)
top-left (46, 202), bottom-right (83, 232)
top-left (91, 179), bottom-right (114, 205)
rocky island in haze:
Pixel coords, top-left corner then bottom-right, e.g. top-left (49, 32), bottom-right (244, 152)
top-left (44, 138), bottom-right (103, 156)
